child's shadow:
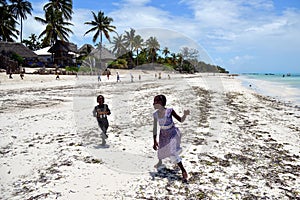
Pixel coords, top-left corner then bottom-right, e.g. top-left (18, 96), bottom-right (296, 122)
top-left (150, 167), bottom-right (181, 182)
top-left (94, 144), bottom-right (110, 149)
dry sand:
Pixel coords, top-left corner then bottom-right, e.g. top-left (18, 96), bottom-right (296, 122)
top-left (0, 69), bottom-right (299, 199)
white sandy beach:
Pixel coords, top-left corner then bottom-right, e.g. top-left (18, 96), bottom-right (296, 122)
top-left (0, 70), bottom-right (299, 199)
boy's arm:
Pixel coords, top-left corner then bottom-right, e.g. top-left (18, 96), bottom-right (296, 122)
top-left (92, 107), bottom-right (97, 117)
top-left (106, 105), bottom-right (111, 115)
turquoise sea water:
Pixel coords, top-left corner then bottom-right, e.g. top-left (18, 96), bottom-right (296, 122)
top-left (238, 73), bottom-right (300, 106)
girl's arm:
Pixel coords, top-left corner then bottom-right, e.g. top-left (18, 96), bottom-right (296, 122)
top-left (171, 109), bottom-right (190, 122)
top-left (153, 117), bottom-right (159, 150)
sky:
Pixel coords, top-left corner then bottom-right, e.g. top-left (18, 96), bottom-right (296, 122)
top-left (20, 0), bottom-right (300, 73)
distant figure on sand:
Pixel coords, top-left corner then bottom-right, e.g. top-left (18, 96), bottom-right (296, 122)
top-left (20, 73), bottom-right (24, 80)
top-left (117, 72), bottom-right (121, 82)
top-left (152, 94), bottom-right (190, 182)
top-left (9, 73), bottom-right (13, 79)
top-left (93, 95), bottom-right (111, 146)
top-left (158, 72), bottom-right (161, 79)
top-left (56, 73), bottom-right (60, 80)
top-left (105, 68), bottom-right (110, 80)
top-left (98, 74), bottom-right (101, 82)
top-left (139, 74), bottom-right (141, 81)
top-left (130, 73), bottom-right (134, 82)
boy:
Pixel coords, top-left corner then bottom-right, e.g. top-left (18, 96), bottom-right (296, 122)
top-left (93, 95), bottom-right (111, 146)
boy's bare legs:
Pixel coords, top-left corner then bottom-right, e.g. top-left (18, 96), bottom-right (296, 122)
top-left (100, 126), bottom-right (108, 146)
top-left (101, 131), bottom-right (107, 145)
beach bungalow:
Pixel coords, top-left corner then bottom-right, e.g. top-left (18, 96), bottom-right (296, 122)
top-left (48, 40), bottom-right (78, 67)
top-left (0, 41), bottom-right (37, 73)
top-left (89, 46), bottom-right (116, 68)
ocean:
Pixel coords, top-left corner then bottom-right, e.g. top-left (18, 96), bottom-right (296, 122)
top-left (238, 73), bottom-right (300, 106)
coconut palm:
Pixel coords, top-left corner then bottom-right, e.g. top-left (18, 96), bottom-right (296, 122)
top-left (35, 7), bottom-right (73, 46)
top-left (111, 33), bottom-right (126, 58)
top-left (22, 33), bottom-right (41, 50)
top-left (123, 28), bottom-right (136, 67)
top-left (145, 36), bottom-right (160, 63)
top-left (84, 11), bottom-right (116, 44)
top-left (44, 0), bottom-right (73, 20)
top-left (0, 2), bottom-right (19, 41)
top-left (84, 11), bottom-right (116, 69)
top-left (9, 0), bottom-right (32, 42)
top-left (133, 34), bottom-right (144, 66)
top-left (162, 47), bottom-right (170, 59)
top-left (123, 28), bottom-right (136, 52)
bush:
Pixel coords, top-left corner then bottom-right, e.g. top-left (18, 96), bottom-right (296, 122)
top-left (11, 53), bottom-right (24, 65)
top-left (65, 66), bottom-right (79, 72)
top-left (109, 59), bottom-right (128, 69)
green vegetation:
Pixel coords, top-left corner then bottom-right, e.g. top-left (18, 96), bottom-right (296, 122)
top-left (11, 52), bottom-right (24, 65)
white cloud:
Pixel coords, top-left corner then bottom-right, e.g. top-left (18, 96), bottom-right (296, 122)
top-left (229, 55), bottom-right (253, 65)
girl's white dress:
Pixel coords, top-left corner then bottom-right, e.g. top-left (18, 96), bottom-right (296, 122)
top-left (153, 108), bottom-right (182, 163)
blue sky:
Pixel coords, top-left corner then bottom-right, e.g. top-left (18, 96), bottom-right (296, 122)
top-left (22, 0), bottom-right (300, 73)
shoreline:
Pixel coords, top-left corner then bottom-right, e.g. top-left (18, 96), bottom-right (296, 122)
top-left (237, 74), bottom-right (300, 107)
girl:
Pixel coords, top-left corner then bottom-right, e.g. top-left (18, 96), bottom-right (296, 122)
top-left (152, 94), bottom-right (190, 182)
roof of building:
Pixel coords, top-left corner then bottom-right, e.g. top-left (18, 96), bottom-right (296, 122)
top-left (34, 46), bottom-right (51, 56)
top-left (0, 41), bottom-right (37, 58)
top-left (89, 46), bottom-right (116, 60)
top-left (48, 40), bottom-right (78, 53)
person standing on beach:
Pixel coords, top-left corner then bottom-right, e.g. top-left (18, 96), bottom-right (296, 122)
top-left (93, 95), bottom-right (111, 146)
top-left (98, 73), bottom-right (101, 82)
top-left (130, 73), bottom-right (134, 82)
top-left (152, 94), bottom-right (189, 182)
top-left (117, 72), bottom-right (121, 82)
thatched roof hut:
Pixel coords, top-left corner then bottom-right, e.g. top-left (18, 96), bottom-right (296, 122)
top-left (78, 44), bottom-right (94, 56)
top-left (0, 41), bottom-right (37, 58)
top-left (80, 46), bottom-right (116, 72)
top-left (0, 42), bottom-right (37, 73)
top-left (89, 46), bottom-right (116, 61)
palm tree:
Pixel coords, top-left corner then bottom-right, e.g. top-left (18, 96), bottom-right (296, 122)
top-left (0, 1), bottom-right (19, 41)
top-left (123, 28), bottom-right (135, 52)
top-left (9, 0), bottom-right (32, 42)
top-left (35, 7), bottom-right (73, 46)
top-left (22, 33), bottom-right (41, 50)
top-left (145, 36), bottom-right (160, 63)
top-left (162, 47), bottom-right (170, 60)
top-left (111, 33), bottom-right (126, 57)
top-left (44, 0), bottom-right (73, 20)
top-left (133, 34), bottom-right (144, 66)
top-left (123, 28), bottom-right (136, 67)
top-left (84, 11), bottom-right (116, 69)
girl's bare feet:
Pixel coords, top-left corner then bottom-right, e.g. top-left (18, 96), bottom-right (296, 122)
top-left (154, 160), bottom-right (163, 168)
top-left (182, 170), bottom-right (188, 183)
